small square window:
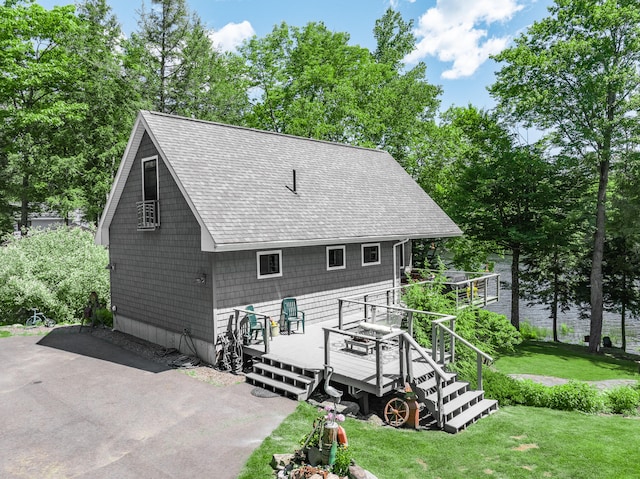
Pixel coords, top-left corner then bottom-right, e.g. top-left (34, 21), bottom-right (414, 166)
top-left (362, 243), bottom-right (380, 266)
top-left (257, 250), bottom-right (282, 279)
top-left (327, 245), bottom-right (346, 271)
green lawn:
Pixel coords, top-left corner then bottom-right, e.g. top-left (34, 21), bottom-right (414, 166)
top-left (239, 401), bottom-right (640, 479)
top-left (494, 340), bottom-right (640, 380)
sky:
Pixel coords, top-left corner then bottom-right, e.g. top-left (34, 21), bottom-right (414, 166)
top-left (36, 0), bottom-right (554, 113)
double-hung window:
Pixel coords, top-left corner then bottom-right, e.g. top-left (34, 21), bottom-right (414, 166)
top-left (361, 243), bottom-right (380, 266)
top-left (326, 245), bottom-right (346, 271)
top-left (257, 250), bottom-right (282, 279)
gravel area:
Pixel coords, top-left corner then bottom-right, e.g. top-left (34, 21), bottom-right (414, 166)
top-left (0, 323), bottom-right (244, 387)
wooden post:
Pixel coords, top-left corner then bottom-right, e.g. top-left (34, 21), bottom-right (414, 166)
top-left (338, 300), bottom-right (343, 329)
top-left (324, 328), bottom-right (330, 369)
top-left (407, 311), bottom-right (413, 337)
top-left (449, 317), bottom-right (455, 363)
top-left (399, 335), bottom-right (405, 381)
top-left (375, 340), bottom-right (383, 396)
top-left (477, 352), bottom-right (483, 391)
top-left (321, 423), bottom-right (339, 465)
top-left (432, 323), bottom-right (438, 363)
top-left (440, 327), bottom-right (445, 365)
top-left (363, 295), bottom-right (368, 319)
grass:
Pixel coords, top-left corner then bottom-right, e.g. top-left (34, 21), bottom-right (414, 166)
top-left (239, 402), bottom-right (640, 479)
top-left (494, 340), bottom-right (640, 381)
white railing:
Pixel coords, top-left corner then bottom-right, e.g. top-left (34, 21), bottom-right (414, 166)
top-left (137, 200), bottom-right (159, 230)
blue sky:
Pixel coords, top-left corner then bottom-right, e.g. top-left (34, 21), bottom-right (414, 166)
top-left (37, 0), bottom-right (554, 112)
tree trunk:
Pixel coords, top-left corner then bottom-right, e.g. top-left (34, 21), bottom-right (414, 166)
top-left (622, 271), bottom-right (627, 352)
top-left (552, 264), bottom-right (559, 342)
top-left (511, 246), bottom-right (520, 330)
top-left (588, 158), bottom-right (609, 353)
top-left (19, 174), bottom-right (29, 235)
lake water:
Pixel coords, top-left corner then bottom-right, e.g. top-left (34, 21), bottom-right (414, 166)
top-left (483, 256), bottom-right (640, 354)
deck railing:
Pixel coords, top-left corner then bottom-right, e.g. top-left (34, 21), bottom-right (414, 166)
top-left (233, 307), bottom-right (272, 354)
top-left (420, 270), bottom-right (500, 310)
top-left (431, 317), bottom-right (493, 390)
top-left (322, 325), bottom-right (451, 428)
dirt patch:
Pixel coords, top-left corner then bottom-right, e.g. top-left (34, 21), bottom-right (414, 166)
top-left (512, 444), bottom-right (539, 452)
top-left (1, 323), bottom-right (244, 387)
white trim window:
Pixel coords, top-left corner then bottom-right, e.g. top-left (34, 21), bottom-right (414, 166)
top-left (142, 156), bottom-right (159, 202)
top-left (257, 250), bottom-right (282, 279)
top-left (362, 243), bottom-right (380, 266)
top-left (326, 245), bottom-right (346, 271)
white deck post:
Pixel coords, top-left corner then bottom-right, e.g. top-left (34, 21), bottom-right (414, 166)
top-left (338, 300), bottom-right (344, 329)
top-left (324, 328), bottom-right (331, 368)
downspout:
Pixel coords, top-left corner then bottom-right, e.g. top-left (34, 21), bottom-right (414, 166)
top-left (393, 238), bottom-right (409, 304)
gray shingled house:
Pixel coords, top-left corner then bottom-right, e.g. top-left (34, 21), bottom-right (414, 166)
top-left (96, 111), bottom-right (461, 364)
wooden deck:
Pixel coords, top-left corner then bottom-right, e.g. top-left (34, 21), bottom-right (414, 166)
top-left (243, 313), bottom-right (429, 397)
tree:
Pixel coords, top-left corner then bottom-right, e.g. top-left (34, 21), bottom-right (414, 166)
top-left (443, 106), bottom-right (552, 329)
top-left (240, 10), bottom-right (440, 157)
top-left (65, 0), bottom-right (140, 224)
top-left (0, 1), bottom-right (87, 231)
top-left (490, 0), bottom-right (640, 352)
top-left (125, 0), bottom-right (247, 123)
top-left (520, 155), bottom-right (592, 341)
top-left (603, 150), bottom-right (640, 349)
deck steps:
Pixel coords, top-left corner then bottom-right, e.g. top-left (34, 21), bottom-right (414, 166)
top-left (444, 399), bottom-right (499, 433)
top-left (413, 372), bottom-right (497, 433)
top-left (245, 356), bottom-right (321, 401)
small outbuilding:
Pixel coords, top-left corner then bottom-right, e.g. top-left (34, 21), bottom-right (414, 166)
top-left (96, 111), bottom-right (461, 363)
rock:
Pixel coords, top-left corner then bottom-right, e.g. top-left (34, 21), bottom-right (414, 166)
top-left (271, 453), bottom-right (295, 470)
top-left (349, 464), bottom-right (379, 479)
top-left (339, 400), bottom-right (360, 416)
top-left (327, 473), bottom-right (341, 479)
top-left (365, 413), bottom-right (385, 427)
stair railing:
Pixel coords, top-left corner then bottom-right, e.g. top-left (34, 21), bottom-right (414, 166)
top-left (400, 332), bottom-right (449, 428)
top-left (431, 318), bottom-right (493, 390)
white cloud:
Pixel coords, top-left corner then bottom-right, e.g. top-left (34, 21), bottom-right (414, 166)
top-left (405, 0), bottom-right (523, 79)
top-left (209, 21), bottom-right (255, 52)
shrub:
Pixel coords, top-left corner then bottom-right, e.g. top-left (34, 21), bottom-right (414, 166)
top-left (332, 445), bottom-right (353, 477)
top-left (548, 381), bottom-right (603, 413)
top-left (519, 380), bottom-right (552, 408)
top-left (403, 274), bottom-right (521, 366)
top-left (605, 387), bottom-right (640, 415)
top-left (481, 369), bottom-right (524, 406)
top-left (0, 228), bottom-right (109, 324)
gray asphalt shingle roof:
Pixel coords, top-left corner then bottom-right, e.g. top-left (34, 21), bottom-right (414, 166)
top-left (99, 111), bottom-right (461, 251)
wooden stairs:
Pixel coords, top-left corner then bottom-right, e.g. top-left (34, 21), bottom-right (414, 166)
top-left (245, 355), bottom-right (322, 401)
top-left (410, 358), bottom-right (498, 433)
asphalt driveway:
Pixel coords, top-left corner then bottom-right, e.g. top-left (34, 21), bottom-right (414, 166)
top-left (0, 328), bottom-right (297, 479)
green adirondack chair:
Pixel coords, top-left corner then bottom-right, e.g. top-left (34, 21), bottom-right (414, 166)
top-left (280, 297), bottom-right (305, 335)
top-left (245, 305), bottom-right (265, 342)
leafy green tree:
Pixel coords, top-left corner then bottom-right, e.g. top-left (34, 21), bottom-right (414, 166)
top-left (520, 155), bottom-right (592, 341)
top-left (240, 10), bottom-right (440, 159)
top-left (125, 0), bottom-right (247, 122)
top-left (443, 106), bottom-right (552, 329)
top-left (490, 0), bottom-right (640, 352)
top-left (0, 1), bottom-right (87, 231)
top-left (68, 0), bottom-right (140, 224)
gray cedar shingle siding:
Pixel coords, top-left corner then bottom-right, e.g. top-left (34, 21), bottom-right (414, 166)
top-left (213, 242), bottom-right (394, 330)
top-left (98, 111), bottom-right (462, 351)
top-left (109, 133), bottom-right (214, 341)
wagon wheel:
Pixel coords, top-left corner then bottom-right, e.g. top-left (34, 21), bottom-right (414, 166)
top-left (384, 397), bottom-right (410, 427)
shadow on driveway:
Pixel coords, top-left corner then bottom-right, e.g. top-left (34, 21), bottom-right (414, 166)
top-left (37, 325), bottom-right (170, 374)
top-left (1, 327), bottom-right (297, 479)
